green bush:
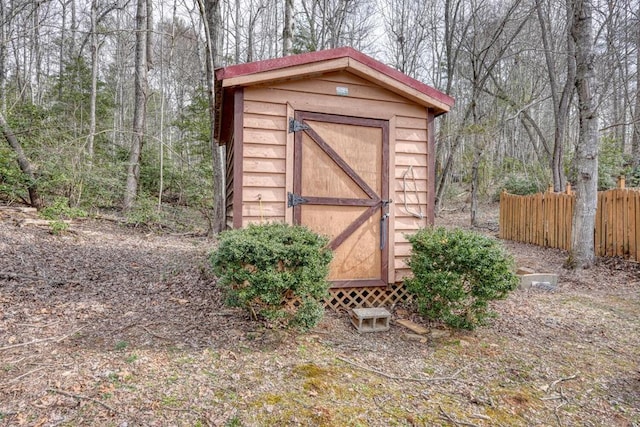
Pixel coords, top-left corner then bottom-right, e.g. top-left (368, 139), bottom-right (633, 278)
top-left (40, 197), bottom-right (87, 235)
top-left (625, 165), bottom-right (640, 188)
top-left (210, 223), bottom-right (333, 331)
top-left (125, 195), bottom-right (161, 227)
top-left (495, 173), bottom-right (545, 200)
top-left (404, 227), bottom-right (518, 330)
top-left (49, 220), bottom-right (70, 235)
top-left (0, 147), bottom-right (28, 203)
top-left (40, 197), bottom-right (88, 220)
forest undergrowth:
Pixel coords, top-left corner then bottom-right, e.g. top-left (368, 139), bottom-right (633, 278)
top-left (0, 204), bottom-right (639, 426)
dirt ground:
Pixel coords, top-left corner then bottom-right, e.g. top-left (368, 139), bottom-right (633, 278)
top-left (1, 204), bottom-right (639, 427)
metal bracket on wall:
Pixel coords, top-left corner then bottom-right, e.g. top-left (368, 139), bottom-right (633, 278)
top-left (287, 192), bottom-right (308, 207)
top-left (288, 118), bottom-right (310, 133)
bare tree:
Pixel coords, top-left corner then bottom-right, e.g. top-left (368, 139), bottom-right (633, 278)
top-left (381, 0), bottom-right (429, 79)
top-left (123, 0), bottom-right (149, 211)
top-left (569, 0), bottom-right (598, 268)
top-left (31, 1), bottom-right (42, 104)
top-left (246, 1), bottom-right (267, 61)
top-left (283, 0), bottom-right (293, 55)
top-left (0, 0), bottom-right (6, 113)
top-left (296, 0), bottom-right (375, 52)
top-left (198, 0), bottom-right (225, 234)
top-left (434, 0), bottom-right (531, 217)
top-left (85, 0), bottom-right (127, 163)
top-left (536, 0), bottom-right (574, 192)
top-left (632, 5), bottom-right (640, 167)
top-left (87, 0), bottom-right (99, 163)
top-left (146, 0), bottom-right (153, 69)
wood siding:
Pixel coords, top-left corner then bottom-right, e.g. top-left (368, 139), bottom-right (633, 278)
top-left (239, 70), bottom-right (430, 283)
top-left (393, 111), bottom-right (428, 280)
top-left (232, 89), bottom-right (244, 228)
top-left (240, 99), bottom-right (288, 226)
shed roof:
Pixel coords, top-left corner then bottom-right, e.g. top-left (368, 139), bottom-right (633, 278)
top-left (215, 47), bottom-right (454, 116)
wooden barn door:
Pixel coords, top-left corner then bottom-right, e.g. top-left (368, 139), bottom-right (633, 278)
top-left (289, 111), bottom-right (390, 288)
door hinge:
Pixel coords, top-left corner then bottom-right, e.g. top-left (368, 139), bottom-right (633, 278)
top-left (288, 118), bottom-right (310, 133)
top-left (287, 192), bottom-right (308, 207)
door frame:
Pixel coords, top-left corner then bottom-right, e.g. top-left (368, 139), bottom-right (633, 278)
top-left (292, 110), bottom-right (390, 288)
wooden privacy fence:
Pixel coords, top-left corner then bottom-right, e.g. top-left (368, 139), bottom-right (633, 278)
top-left (500, 182), bottom-right (640, 263)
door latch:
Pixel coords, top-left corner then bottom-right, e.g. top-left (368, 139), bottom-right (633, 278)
top-left (380, 200), bottom-right (392, 250)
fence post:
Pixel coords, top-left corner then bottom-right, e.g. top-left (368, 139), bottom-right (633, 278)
top-left (499, 190), bottom-right (505, 239)
top-left (618, 175), bottom-right (625, 189)
top-left (565, 183), bottom-right (572, 195)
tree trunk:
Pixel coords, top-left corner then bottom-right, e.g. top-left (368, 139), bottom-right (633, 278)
top-left (32, 2), bottom-right (42, 104)
top-left (247, 26), bottom-right (253, 62)
top-left (283, 0), bottom-right (293, 55)
top-left (146, 0), bottom-right (153, 70)
top-left (234, 0), bottom-right (241, 63)
top-left (0, 0), bottom-right (6, 113)
top-left (0, 113), bottom-right (43, 209)
top-left (435, 0), bottom-right (528, 214)
top-left (632, 7), bottom-right (640, 167)
top-left (123, 0), bottom-right (149, 211)
top-left (70, 0), bottom-right (76, 57)
top-left (536, 0), bottom-right (574, 192)
top-left (470, 145), bottom-right (482, 227)
top-left (87, 0), bottom-right (98, 163)
top-left (199, 0), bottom-right (225, 234)
top-left (58, 0), bottom-right (67, 100)
top-left (569, 0), bottom-right (598, 269)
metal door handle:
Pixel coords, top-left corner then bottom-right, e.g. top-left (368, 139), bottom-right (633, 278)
top-left (380, 213), bottom-right (390, 250)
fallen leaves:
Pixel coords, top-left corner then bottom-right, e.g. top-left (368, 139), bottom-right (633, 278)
top-left (0, 208), bottom-right (639, 426)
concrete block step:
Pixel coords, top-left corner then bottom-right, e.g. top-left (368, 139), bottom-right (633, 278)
top-left (519, 273), bottom-right (558, 289)
top-left (350, 308), bottom-right (391, 333)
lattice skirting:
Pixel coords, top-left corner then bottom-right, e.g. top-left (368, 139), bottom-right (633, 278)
top-left (324, 283), bottom-right (412, 311)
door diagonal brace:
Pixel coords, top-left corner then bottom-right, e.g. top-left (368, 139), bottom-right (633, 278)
top-left (303, 125), bottom-right (379, 199)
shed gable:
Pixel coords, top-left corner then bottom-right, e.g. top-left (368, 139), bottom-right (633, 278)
top-left (215, 47), bottom-right (454, 116)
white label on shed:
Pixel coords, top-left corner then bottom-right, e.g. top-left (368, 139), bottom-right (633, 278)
top-left (336, 86), bottom-right (349, 96)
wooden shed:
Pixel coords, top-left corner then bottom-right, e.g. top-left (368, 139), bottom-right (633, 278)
top-left (215, 47), bottom-right (454, 309)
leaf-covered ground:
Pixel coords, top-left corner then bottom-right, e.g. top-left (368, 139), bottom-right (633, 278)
top-left (1, 206), bottom-right (639, 426)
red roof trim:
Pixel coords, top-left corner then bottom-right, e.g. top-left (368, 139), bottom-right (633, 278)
top-left (215, 47), bottom-right (351, 80)
top-left (215, 47), bottom-right (454, 109)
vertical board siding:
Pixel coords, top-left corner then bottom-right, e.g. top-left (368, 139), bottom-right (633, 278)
top-left (499, 188), bottom-right (640, 263)
top-left (241, 71), bottom-right (430, 282)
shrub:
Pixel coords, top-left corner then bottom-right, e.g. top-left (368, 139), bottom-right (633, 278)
top-left (0, 147), bottom-right (28, 203)
top-left (39, 197), bottom-right (87, 235)
top-left (597, 136), bottom-right (626, 190)
top-left (125, 195), bottom-right (161, 227)
top-left (49, 220), bottom-right (70, 235)
top-left (404, 227), bottom-right (518, 330)
top-left (625, 165), bottom-right (640, 188)
top-left (210, 223), bottom-right (333, 331)
top-left (494, 174), bottom-right (545, 200)
top-left (40, 197), bottom-right (88, 220)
